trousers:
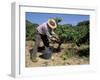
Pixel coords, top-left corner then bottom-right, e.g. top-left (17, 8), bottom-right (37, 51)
top-left (31, 31), bottom-right (50, 59)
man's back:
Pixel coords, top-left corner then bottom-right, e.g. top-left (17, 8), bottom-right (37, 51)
top-left (37, 22), bottom-right (48, 35)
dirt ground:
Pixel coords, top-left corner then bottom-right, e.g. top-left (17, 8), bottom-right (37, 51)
top-left (25, 41), bottom-right (89, 67)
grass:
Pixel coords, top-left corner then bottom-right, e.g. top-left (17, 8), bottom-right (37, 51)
top-left (60, 49), bottom-right (75, 60)
top-left (60, 44), bottom-right (89, 61)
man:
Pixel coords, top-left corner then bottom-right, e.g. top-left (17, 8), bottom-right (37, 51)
top-left (31, 18), bottom-right (59, 62)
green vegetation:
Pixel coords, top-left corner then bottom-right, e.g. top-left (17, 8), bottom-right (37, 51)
top-left (26, 20), bottom-right (38, 40)
top-left (26, 17), bottom-right (89, 60)
top-left (54, 17), bottom-right (89, 50)
top-left (60, 49), bottom-right (75, 60)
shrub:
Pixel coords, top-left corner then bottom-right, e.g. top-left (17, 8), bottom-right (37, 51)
top-left (26, 20), bottom-right (38, 40)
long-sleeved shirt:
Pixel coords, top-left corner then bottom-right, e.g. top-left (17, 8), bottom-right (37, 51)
top-left (37, 22), bottom-right (55, 38)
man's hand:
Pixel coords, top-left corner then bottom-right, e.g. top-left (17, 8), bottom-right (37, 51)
top-left (52, 34), bottom-right (60, 41)
top-left (50, 35), bottom-right (60, 43)
top-left (50, 37), bottom-right (57, 41)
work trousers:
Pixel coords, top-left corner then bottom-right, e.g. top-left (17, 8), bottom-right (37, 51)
top-left (32, 31), bottom-right (49, 59)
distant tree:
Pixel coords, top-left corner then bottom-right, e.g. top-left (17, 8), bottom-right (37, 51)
top-left (26, 20), bottom-right (38, 40)
top-left (54, 17), bottom-right (63, 24)
top-left (77, 20), bottom-right (89, 26)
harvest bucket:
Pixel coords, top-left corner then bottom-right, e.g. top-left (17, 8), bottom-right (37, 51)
top-left (42, 48), bottom-right (52, 59)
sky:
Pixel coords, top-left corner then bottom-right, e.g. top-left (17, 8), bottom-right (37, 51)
top-left (26, 12), bottom-right (89, 26)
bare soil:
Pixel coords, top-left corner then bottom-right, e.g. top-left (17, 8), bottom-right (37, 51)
top-left (25, 41), bottom-right (89, 67)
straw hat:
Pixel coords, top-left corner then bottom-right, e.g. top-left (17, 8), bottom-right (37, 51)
top-left (47, 19), bottom-right (57, 29)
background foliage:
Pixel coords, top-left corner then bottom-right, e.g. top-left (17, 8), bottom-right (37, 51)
top-left (26, 18), bottom-right (89, 47)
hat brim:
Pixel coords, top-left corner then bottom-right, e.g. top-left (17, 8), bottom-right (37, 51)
top-left (48, 19), bottom-right (57, 29)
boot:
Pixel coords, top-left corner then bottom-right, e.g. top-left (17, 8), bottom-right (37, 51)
top-left (31, 57), bottom-right (38, 62)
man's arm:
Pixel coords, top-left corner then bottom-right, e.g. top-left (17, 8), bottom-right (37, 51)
top-left (45, 29), bottom-right (60, 42)
top-left (43, 23), bottom-right (60, 41)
